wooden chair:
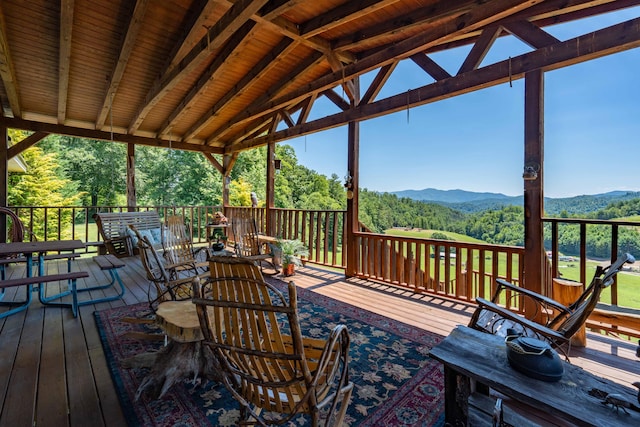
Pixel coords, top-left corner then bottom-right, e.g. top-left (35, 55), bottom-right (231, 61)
top-left (468, 253), bottom-right (635, 356)
top-left (231, 215), bottom-right (279, 275)
top-left (192, 260), bottom-right (353, 426)
top-left (130, 225), bottom-right (207, 312)
top-left (163, 215), bottom-right (208, 278)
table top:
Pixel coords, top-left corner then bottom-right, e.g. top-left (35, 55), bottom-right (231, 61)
top-left (0, 240), bottom-right (85, 256)
top-left (429, 326), bottom-right (640, 426)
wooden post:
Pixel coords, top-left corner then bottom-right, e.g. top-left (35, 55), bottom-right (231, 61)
top-left (1, 124), bottom-right (7, 242)
top-left (345, 77), bottom-right (360, 277)
top-left (523, 70), bottom-right (545, 321)
top-left (266, 141), bottom-right (276, 236)
top-left (126, 143), bottom-right (136, 211)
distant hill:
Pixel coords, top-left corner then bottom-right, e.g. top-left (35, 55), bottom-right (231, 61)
top-left (391, 188), bottom-right (640, 214)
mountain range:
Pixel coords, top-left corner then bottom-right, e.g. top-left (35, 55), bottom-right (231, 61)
top-left (391, 188), bottom-right (640, 214)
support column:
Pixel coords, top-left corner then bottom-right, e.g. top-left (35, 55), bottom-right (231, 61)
top-left (266, 141), bottom-right (276, 236)
top-left (222, 154), bottom-right (232, 211)
top-left (1, 124), bottom-right (7, 242)
top-left (345, 77), bottom-right (360, 277)
top-left (126, 143), bottom-right (136, 211)
top-left (523, 70), bottom-right (545, 306)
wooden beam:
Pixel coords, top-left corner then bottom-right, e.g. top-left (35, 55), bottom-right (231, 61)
top-left (410, 54), bottom-right (451, 81)
top-left (162, 21), bottom-right (257, 139)
top-left (127, 0), bottom-right (269, 134)
top-left (203, 152), bottom-right (223, 174)
top-left (58, 0), bottom-right (75, 124)
top-left (0, 124), bottom-right (7, 215)
top-left (361, 62), bottom-right (397, 105)
top-left (96, 0), bottom-right (149, 129)
top-left (266, 141), bottom-right (275, 236)
top-left (0, 3), bottom-right (21, 118)
top-left (218, 0), bottom-right (544, 143)
top-left (300, 0), bottom-right (401, 39)
top-left (502, 19), bottom-right (560, 49)
top-left (457, 25), bottom-right (501, 74)
top-left (233, 17), bottom-right (640, 150)
top-left (296, 94), bottom-right (316, 126)
top-left (7, 132), bottom-right (49, 158)
top-left (126, 144), bottom-right (136, 210)
top-left (322, 89), bottom-right (350, 111)
top-left (1, 117), bottom-right (223, 154)
top-left (332, 0), bottom-right (479, 52)
top-left (207, 51), bottom-right (324, 143)
top-left (345, 77), bottom-right (360, 277)
top-left (523, 70), bottom-right (545, 304)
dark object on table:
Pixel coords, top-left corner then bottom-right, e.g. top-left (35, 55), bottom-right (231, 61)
top-left (211, 242), bottom-right (225, 251)
top-left (505, 329), bottom-right (563, 382)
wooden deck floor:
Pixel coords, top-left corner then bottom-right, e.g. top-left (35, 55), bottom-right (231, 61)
top-left (1, 257), bottom-right (638, 426)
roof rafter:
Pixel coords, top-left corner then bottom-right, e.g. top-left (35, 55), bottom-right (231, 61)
top-left (57, 0), bottom-right (75, 124)
top-left (160, 20), bottom-right (257, 139)
top-left (221, 0), bottom-right (545, 145)
top-left (233, 16), bottom-right (640, 151)
top-left (127, 0), bottom-right (269, 134)
top-left (0, 3), bottom-right (20, 118)
top-left (96, 0), bottom-right (149, 129)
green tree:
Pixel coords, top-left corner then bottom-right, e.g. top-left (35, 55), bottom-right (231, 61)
top-left (8, 134), bottom-right (83, 239)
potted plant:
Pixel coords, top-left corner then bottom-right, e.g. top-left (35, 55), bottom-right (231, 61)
top-left (277, 239), bottom-right (309, 276)
top-left (211, 228), bottom-right (228, 252)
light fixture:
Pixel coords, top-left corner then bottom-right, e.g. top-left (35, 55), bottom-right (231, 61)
top-left (523, 162), bottom-right (540, 181)
top-left (274, 157), bottom-right (281, 170)
top-left (344, 172), bottom-right (354, 199)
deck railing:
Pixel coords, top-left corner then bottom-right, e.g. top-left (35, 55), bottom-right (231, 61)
top-left (5, 205), bottom-right (638, 338)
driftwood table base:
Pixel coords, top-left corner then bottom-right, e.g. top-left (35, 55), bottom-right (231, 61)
top-left (121, 300), bottom-right (221, 401)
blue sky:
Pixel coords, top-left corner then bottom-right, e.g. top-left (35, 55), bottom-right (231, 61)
top-left (284, 7), bottom-right (640, 198)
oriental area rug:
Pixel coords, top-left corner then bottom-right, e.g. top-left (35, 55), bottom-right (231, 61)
top-left (94, 277), bottom-right (445, 427)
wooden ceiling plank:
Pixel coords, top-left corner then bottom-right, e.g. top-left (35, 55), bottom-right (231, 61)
top-left (207, 51), bottom-right (324, 142)
top-left (333, 0), bottom-right (478, 52)
top-left (502, 20), bottom-right (560, 49)
top-left (96, 0), bottom-right (149, 129)
top-left (410, 54), bottom-right (451, 81)
top-left (281, 109), bottom-right (295, 128)
top-left (2, 117), bottom-right (222, 154)
top-left (233, 16), bottom-right (640, 151)
top-left (7, 131), bottom-right (49, 158)
top-left (221, 0), bottom-right (544, 144)
top-left (300, 0), bottom-right (402, 39)
top-left (181, 35), bottom-right (294, 141)
top-left (0, 3), bottom-right (21, 118)
top-left (165, 0), bottom-right (225, 72)
top-left (57, 0), bottom-right (75, 124)
top-left (161, 21), bottom-right (257, 139)
top-left (361, 61), bottom-right (397, 105)
top-left (127, 0), bottom-right (269, 134)
top-left (457, 25), bottom-right (501, 74)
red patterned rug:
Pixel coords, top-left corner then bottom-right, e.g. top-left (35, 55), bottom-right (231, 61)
top-left (95, 277), bottom-right (445, 426)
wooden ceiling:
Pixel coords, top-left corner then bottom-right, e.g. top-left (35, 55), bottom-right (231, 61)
top-left (1, 0), bottom-right (639, 156)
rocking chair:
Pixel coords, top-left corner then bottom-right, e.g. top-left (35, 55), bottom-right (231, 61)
top-left (192, 264), bottom-right (353, 426)
top-left (231, 215), bottom-right (279, 275)
top-left (130, 225), bottom-right (208, 311)
top-left (163, 215), bottom-right (208, 278)
top-left (468, 253), bottom-right (635, 355)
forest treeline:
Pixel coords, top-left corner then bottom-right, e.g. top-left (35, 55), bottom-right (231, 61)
top-left (8, 131), bottom-right (640, 258)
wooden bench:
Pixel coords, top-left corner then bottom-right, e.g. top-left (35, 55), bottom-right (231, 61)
top-left (0, 252), bottom-right (81, 280)
top-left (94, 211), bottom-right (163, 258)
top-left (0, 271), bottom-right (90, 318)
top-left (588, 302), bottom-right (640, 340)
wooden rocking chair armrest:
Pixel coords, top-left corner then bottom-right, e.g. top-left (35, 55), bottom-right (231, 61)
top-left (494, 279), bottom-right (570, 312)
top-left (474, 298), bottom-right (568, 343)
